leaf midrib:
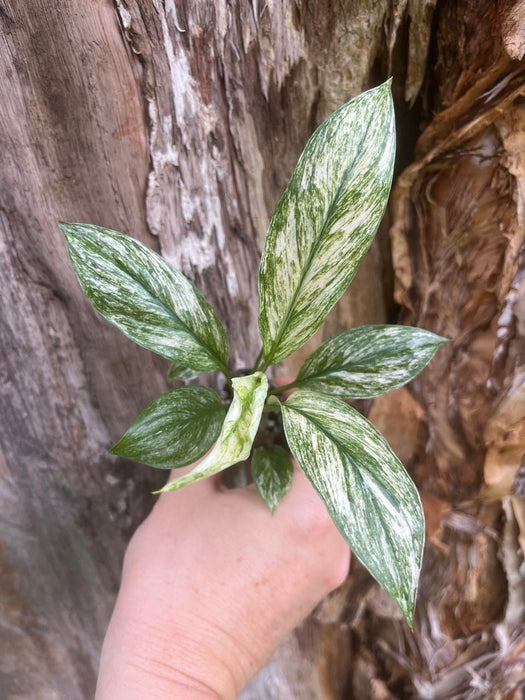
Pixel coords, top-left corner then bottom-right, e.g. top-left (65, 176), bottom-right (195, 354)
top-left (298, 362), bottom-right (388, 384)
top-left (284, 400), bottom-right (402, 491)
top-left (285, 399), bottom-right (417, 601)
top-left (72, 233), bottom-right (227, 371)
top-left (263, 115), bottom-right (376, 366)
top-left (340, 442), bottom-right (403, 593)
top-left (298, 333), bottom-right (443, 384)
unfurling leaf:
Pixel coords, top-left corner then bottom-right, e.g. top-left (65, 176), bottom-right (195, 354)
top-left (281, 391), bottom-right (424, 625)
top-left (258, 80), bottom-right (395, 366)
top-left (60, 223), bottom-right (230, 374)
top-left (110, 386), bottom-right (225, 470)
top-left (296, 325), bottom-right (448, 398)
top-left (251, 445), bottom-right (293, 513)
top-left (156, 372), bottom-right (268, 493)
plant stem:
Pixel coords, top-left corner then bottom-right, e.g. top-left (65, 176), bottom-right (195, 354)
top-left (268, 380), bottom-right (298, 395)
top-left (250, 348), bottom-right (264, 373)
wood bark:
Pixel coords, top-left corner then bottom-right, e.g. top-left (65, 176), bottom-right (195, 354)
top-left (0, 1), bottom-right (524, 698)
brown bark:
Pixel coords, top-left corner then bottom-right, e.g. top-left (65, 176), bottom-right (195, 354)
top-left (0, 1), bottom-right (524, 698)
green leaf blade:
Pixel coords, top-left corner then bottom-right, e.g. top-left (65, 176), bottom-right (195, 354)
top-left (167, 362), bottom-right (202, 383)
top-left (296, 325), bottom-right (448, 398)
top-left (110, 386), bottom-right (225, 470)
top-left (60, 222), bottom-right (230, 373)
top-left (281, 390), bottom-right (424, 624)
top-left (251, 445), bottom-right (293, 513)
top-left (258, 80), bottom-right (395, 366)
top-left (157, 372), bottom-right (268, 493)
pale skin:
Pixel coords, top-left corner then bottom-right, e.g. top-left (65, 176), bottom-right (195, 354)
top-left (96, 381), bottom-right (350, 700)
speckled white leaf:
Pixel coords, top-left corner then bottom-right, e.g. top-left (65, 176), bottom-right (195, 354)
top-left (296, 325), bottom-right (448, 398)
top-left (110, 386), bottom-right (225, 469)
top-left (157, 372), bottom-right (268, 493)
top-left (258, 80), bottom-right (395, 366)
top-left (60, 222), bottom-right (230, 374)
top-left (251, 445), bottom-right (293, 513)
top-left (281, 391), bottom-right (424, 624)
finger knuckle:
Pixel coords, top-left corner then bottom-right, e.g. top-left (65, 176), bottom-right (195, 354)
top-left (321, 548), bottom-right (350, 592)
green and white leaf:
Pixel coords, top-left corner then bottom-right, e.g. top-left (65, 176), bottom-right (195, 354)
top-left (167, 362), bottom-right (202, 383)
top-left (110, 386), bottom-right (225, 469)
top-left (263, 395), bottom-right (282, 413)
top-left (251, 445), bottom-right (293, 513)
top-left (281, 391), bottom-right (424, 624)
top-left (60, 222), bottom-right (230, 374)
top-left (296, 325), bottom-right (448, 398)
top-left (258, 80), bottom-right (395, 366)
top-left (157, 372), bottom-right (268, 493)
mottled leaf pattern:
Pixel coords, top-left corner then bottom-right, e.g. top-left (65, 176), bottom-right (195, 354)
top-left (60, 223), bottom-right (230, 373)
top-left (281, 391), bottom-right (424, 624)
top-left (258, 80), bottom-right (395, 366)
top-left (263, 395), bottom-right (282, 413)
top-left (167, 362), bottom-right (202, 383)
top-left (110, 386), bottom-right (225, 469)
top-left (251, 445), bottom-right (293, 513)
top-left (296, 325), bottom-right (448, 398)
top-left (157, 372), bottom-right (268, 493)
top-left (61, 83), bottom-right (438, 622)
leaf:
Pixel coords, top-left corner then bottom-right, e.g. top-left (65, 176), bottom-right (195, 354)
top-left (251, 446), bottom-right (293, 513)
top-left (263, 395), bottom-right (282, 413)
top-left (281, 390), bottom-right (424, 624)
top-left (167, 362), bottom-right (202, 383)
top-left (60, 222), bottom-right (230, 374)
top-left (156, 372), bottom-right (268, 493)
top-left (296, 325), bottom-right (448, 398)
top-left (110, 386), bottom-right (225, 469)
top-left (258, 80), bottom-right (395, 366)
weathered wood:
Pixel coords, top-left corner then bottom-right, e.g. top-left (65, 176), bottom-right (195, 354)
top-left (341, 1), bottom-right (525, 696)
top-left (1, 0), bottom-right (524, 698)
top-left (0, 2), bottom-right (166, 697)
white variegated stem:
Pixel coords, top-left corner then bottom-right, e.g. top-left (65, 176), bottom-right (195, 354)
top-left (281, 390), bottom-right (425, 625)
top-left (295, 325), bottom-right (448, 398)
top-left (60, 222), bottom-right (230, 375)
top-left (156, 372), bottom-right (268, 493)
top-left (258, 80), bottom-right (396, 367)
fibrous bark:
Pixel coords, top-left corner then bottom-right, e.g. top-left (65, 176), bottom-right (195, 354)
top-left (0, 0), bottom-right (524, 698)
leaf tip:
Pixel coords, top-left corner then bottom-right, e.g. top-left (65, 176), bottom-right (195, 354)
top-left (108, 442), bottom-right (121, 457)
top-left (58, 221), bottom-right (70, 239)
top-left (153, 479), bottom-right (182, 495)
top-left (58, 220), bottom-right (76, 236)
top-left (405, 611), bottom-right (415, 632)
top-left (108, 438), bottom-right (135, 463)
top-left (152, 482), bottom-right (169, 495)
top-left (402, 598), bottom-right (417, 630)
top-left (389, 582), bottom-right (418, 629)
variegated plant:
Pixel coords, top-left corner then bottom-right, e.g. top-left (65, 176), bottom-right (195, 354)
top-left (61, 80), bottom-right (447, 625)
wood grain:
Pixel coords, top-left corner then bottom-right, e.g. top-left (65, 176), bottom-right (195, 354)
top-left (1, 0), bottom-right (524, 697)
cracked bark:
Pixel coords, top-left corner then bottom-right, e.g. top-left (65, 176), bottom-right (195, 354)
top-left (1, 0), bottom-right (524, 698)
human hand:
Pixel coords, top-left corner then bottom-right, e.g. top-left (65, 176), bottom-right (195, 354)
top-left (95, 381), bottom-right (350, 699)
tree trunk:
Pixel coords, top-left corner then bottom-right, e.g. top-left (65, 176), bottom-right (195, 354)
top-left (1, 1), bottom-right (524, 698)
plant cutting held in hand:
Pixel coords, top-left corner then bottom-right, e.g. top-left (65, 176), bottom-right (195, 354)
top-left (60, 80), bottom-right (447, 625)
